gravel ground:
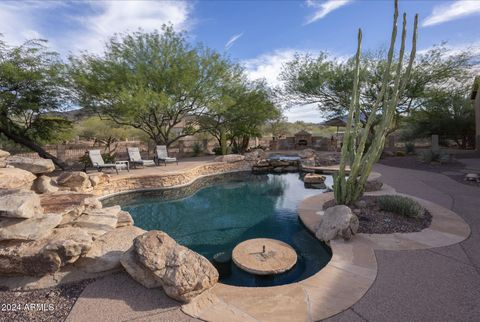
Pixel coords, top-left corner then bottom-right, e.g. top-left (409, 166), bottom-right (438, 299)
top-left (0, 279), bottom-right (94, 322)
top-left (324, 196), bottom-right (432, 234)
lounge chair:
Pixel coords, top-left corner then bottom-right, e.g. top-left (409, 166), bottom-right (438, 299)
top-left (127, 147), bottom-right (155, 168)
top-left (88, 149), bottom-right (129, 174)
top-left (155, 145), bottom-right (178, 166)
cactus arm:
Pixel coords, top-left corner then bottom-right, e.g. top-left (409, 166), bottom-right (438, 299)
top-left (333, 28), bottom-right (363, 204)
top-left (347, 1), bottom-right (399, 183)
top-left (333, 0), bottom-right (418, 205)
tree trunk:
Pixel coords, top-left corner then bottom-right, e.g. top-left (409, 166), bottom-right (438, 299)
top-left (0, 128), bottom-right (67, 170)
top-left (240, 136), bottom-right (250, 153)
top-left (220, 129), bottom-right (227, 155)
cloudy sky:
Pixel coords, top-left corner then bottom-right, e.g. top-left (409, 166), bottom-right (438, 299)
top-left (1, 0), bottom-right (479, 122)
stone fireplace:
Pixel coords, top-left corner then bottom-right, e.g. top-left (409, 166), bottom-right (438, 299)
top-left (294, 130), bottom-right (312, 149)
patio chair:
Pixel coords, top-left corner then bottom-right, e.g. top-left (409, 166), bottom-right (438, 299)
top-left (127, 147), bottom-right (155, 168)
top-left (155, 145), bottom-right (178, 166)
top-left (88, 149), bottom-right (129, 174)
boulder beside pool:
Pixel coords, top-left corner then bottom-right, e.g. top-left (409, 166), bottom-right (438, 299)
top-left (315, 205), bottom-right (359, 242)
top-left (121, 230), bottom-right (219, 303)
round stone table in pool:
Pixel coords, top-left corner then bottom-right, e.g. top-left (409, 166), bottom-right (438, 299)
top-left (232, 238), bottom-right (297, 275)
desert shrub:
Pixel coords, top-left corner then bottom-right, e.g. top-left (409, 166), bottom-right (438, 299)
top-left (377, 195), bottom-right (425, 218)
top-left (395, 151), bottom-right (406, 157)
top-left (192, 142), bottom-right (203, 156)
top-left (404, 142), bottom-right (415, 154)
top-left (418, 149), bottom-right (443, 163)
top-left (212, 146), bottom-right (231, 155)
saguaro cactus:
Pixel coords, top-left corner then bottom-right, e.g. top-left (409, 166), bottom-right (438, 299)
top-left (333, 0), bottom-right (418, 205)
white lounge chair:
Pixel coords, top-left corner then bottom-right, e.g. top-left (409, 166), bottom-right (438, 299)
top-left (155, 145), bottom-right (178, 166)
top-left (127, 147), bottom-right (155, 168)
top-left (88, 149), bottom-right (129, 174)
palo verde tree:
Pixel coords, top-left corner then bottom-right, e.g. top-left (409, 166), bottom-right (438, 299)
top-left (0, 38), bottom-right (70, 169)
top-left (198, 79), bottom-right (280, 154)
top-left (279, 33), bottom-right (473, 137)
top-left (69, 26), bottom-right (233, 148)
top-left (333, 0), bottom-right (418, 205)
top-left (403, 87), bottom-right (475, 149)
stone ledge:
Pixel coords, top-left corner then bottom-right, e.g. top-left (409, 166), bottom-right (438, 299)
top-left (94, 161), bottom-right (252, 196)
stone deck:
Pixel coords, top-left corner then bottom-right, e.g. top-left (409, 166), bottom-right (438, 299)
top-left (64, 162), bottom-right (480, 321)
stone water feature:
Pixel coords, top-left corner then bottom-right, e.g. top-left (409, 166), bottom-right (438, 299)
top-left (232, 238), bottom-right (297, 275)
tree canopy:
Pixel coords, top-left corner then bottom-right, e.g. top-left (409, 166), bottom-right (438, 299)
top-left (69, 26), bottom-right (239, 147)
top-left (199, 79), bottom-right (280, 153)
top-left (0, 38), bottom-right (70, 168)
top-left (279, 44), bottom-right (475, 133)
top-left (403, 87), bottom-right (475, 149)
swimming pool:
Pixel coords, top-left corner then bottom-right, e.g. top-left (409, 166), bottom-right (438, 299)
top-left (104, 172), bottom-right (332, 287)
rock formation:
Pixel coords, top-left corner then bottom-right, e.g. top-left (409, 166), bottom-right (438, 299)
top-left (315, 205), bottom-right (359, 242)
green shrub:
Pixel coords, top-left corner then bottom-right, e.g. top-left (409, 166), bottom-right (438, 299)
top-left (212, 146), bottom-right (231, 155)
top-left (192, 142), bottom-right (203, 156)
top-left (377, 195), bottom-right (425, 218)
top-left (419, 149), bottom-right (443, 163)
top-left (404, 142), bottom-right (415, 154)
top-left (395, 151), bottom-right (406, 157)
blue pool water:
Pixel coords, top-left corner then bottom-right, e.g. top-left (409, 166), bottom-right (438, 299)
top-left (112, 173), bottom-right (332, 287)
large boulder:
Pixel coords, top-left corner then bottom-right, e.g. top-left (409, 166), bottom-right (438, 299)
top-left (0, 227), bottom-right (92, 276)
top-left (0, 213), bottom-right (62, 241)
top-left (0, 149), bottom-right (9, 168)
top-left (244, 149), bottom-right (266, 161)
top-left (0, 190), bottom-right (43, 219)
top-left (116, 210), bottom-right (134, 228)
top-left (88, 173), bottom-right (110, 187)
top-left (132, 231), bottom-right (219, 302)
top-left (364, 179), bottom-right (383, 192)
top-left (59, 206), bottom-right (120, 238)
top-left (315, 205), bottom-right (359, 242)
top-left (76, 226), bottom-right (145, 273)
top-left (56, 171), bottom-right (92, 192)
top-left (32, 175), bottom-right (59, 194)
top-left (214, 154), bottom-right (245, 163)
top-left (303, 173), bottom-right (326, 184)
top-left (120, 247), bottom-right (163, 289)
top-left (0, 149), bottom-right (10, 160)
top-left (6, 156), bottom-right (55, 175)
top-left (298, 148), bottom-right (316, 159)
top-left (40, 192), bottom-right (95, 214)
top-left (0, 168), bottom-right (36, 190)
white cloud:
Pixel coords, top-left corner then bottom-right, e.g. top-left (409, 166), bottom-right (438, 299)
top-left (73, 1), bottom-right (193, 53)
top-left (285, 104), bottom-right (324, 123)
top-left (243, 49), bottom-right (299, 87)
top-left (423, 0), bottom-right (480, 27)
top-left (224, 32), bottom-right (243, 50)
top-left (0, 1), bottom-right (193, 55)
top-left (243, 49), bottom-right (326, 122)
top-left (304, 0), bottom-right (352, 25)
top-left (0, 1), bottom-right (56, 45)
